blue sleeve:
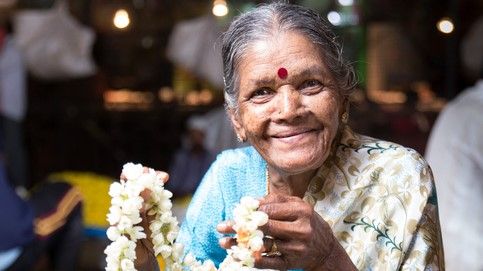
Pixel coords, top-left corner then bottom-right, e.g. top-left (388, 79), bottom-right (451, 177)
top-left (176, 147), bottom-right (267, 267)
top-left (176, 154), bottom-right (227, 266)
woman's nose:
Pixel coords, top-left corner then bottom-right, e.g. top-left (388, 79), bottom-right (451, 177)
top-left (274, 88), bottom-right (303, 122)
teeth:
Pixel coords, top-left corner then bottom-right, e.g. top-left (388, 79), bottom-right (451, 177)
top-left (275, 129), bottom-right (313, 138)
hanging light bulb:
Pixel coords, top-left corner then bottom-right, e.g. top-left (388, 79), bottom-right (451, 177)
top-left (212, 0), bottom-right (229, 17)
top-left (113, 9), bottom-right (130, 29)
top-left (437, 17), bottom-right (454, 34)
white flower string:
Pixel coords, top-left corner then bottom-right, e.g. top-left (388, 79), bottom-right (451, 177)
top-left (105, 162), bottom-right (269, 271)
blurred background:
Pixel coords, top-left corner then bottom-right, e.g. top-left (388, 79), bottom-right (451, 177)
top-left (0, 0), bottom-right (481, 270)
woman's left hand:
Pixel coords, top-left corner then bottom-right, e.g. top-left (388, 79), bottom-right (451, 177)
top-left (217, 194), bottom-right (357, 271)
top-left (255, 193), bottom-right (336, 270)
top-left (218, 193), bottom-right (355, 271)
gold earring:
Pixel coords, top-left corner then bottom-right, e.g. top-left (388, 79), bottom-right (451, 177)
top-left (236, 134), bottom-right (245, 143)
top-left (341, 112), bottom-right (349, 124)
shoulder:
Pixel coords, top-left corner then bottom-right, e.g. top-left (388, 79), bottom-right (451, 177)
top-left (435, 81), bottom-right (483, 125)
top-left (337, 127), bottom-right (433, 193)
top-left (427, 83), bottom-right (483, 160)
top-left (339, 128), bottom-right (429, 172)
top-left (216, 146), bottom-right (263, 165)
top-left (203, 146), bottom-right (267, 199)
top-left (334, 129), bottom-right (440, 263)
top-left (211, 146), bottom-right (265, 177)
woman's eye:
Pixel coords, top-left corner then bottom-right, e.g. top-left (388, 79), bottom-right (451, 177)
top-left (251, 87), bottom-right (273, 98)
top-left (300, 79), bottom-right (322, 89)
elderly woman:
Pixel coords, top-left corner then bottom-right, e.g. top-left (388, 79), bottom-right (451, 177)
top-left (138, 2), bottom-right (443, 270)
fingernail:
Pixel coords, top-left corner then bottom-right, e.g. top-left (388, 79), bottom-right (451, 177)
top-left (217, 223), bottom-right (227, 231)
top-left (218, 238), bottom-right (227, 248)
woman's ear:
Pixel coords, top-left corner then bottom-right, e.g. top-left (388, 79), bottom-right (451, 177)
top-left (228, 109), bottom-right (247, 142)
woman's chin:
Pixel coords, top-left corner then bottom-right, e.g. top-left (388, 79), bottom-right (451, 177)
top-left (270, 152), bottom-right (327, 175)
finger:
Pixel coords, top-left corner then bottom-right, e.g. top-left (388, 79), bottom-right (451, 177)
top-left (139, 211), bottom-right (155, 244)
top-left (216, 221), bottom-right (235, 234)
top-left (255, 254), bottom-right (288, 270)
top-left (139, 235), bottom-right (155, 254)
top-left (257, 236), bottom-right (274, 253)
top-left (260, 219), bottom-right (301, 240)
top-left (258, 239), bottom-right (307, 270)
top-left (218, 237), bottom-right (237, 249)
top-left (120, 169), bottom-right (169, 184)
top-left (139, 189), bottom-right (155, 213)
top-left (267, 239), bottom-right (305, 256)
top-left (156, 171), bottom-right (169, 183)
top-left (140, 188), bottom-right (152, 199)
top-left (135, 238), bottom-right (158, 269)
top-left (259, 193), bottom-right (299, 205)
top-left (258, 202), bottom-right (305, 221)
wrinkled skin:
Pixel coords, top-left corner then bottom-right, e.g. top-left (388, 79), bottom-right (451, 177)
top-left (218, 31), bottom-right (357, 270)
top-left (218, 194), bottom-right (335, 271)
top-left (229, 31), bottom-right (343, 176)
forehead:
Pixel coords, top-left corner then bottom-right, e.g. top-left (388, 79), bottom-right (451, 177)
top-left (237, 31), bottom-right (328, 81)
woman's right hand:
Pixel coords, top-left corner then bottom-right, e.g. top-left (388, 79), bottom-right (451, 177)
top-left (119, 167), bottom-right (169, 270)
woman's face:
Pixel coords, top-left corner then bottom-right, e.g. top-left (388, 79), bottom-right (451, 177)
top-left (230, 31), bottom-right (344, 175)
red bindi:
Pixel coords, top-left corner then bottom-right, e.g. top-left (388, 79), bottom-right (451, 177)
top-left (277, 67), bottom-right (288, 79)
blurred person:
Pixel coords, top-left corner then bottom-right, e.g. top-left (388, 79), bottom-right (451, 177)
top-left (166, 115), bottom-right (215, 198)
top-left (0, 173), bottom-right (84, 270)
top-left (425, 15), bottom-right (483, 271)
top-left (0, 13), bottom-right (29, 191)
top-left (0, 145), bottom-right (84, 270)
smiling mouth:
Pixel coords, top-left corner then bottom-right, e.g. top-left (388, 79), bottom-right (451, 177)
top-left (271, 128), bottom-right (319, 139)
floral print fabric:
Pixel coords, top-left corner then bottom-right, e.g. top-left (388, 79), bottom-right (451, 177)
top-left (303, 127), bottom-right (444, 270)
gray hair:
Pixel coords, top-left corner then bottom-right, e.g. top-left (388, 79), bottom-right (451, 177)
top-left (222, 2), bottom-right (357, 111)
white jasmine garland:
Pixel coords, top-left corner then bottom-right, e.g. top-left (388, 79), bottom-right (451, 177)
top-left (105, 162), bottom-right (269, 271)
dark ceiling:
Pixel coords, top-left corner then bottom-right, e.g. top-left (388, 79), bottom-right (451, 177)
top-left (14, 0), bottom-right (483, 96)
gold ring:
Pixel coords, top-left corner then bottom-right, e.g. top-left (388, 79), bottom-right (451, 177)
top-left (264, 239), bottom-right (282, 257)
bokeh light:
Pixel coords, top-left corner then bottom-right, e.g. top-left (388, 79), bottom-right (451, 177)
top-left (338, 0), bottom-right (354, 6)
top-left (327, 11), bottom-right (342, 26)
top-left (212, 0), bottom-right (229, 17)
top-left (437, 18), bottom-right (454, 34)
top-left (113, 9), bottom-right (130, 29)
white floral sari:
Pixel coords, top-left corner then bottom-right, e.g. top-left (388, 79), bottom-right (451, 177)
top-left (303, 126), bottom-right (444, 270)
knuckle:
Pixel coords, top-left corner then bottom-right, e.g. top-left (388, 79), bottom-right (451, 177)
top-left (259, 204), bottom-right (276, 216)
top-left (293, 242), bottom-right (306, 255)
top-left (295, 223), bottom-right (312, 241)
top-left (300, 204), bottom-right (312, 215)
top-left (259, 203), bottom-right (271, 214)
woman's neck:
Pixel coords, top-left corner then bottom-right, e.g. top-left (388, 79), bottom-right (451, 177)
top-left (267, 166), bottom-right (317, 198)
